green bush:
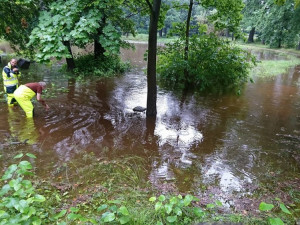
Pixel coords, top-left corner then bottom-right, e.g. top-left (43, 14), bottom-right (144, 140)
top-left (157, 34), bottom-right (256, 93)
top-left (73, 54), bottom-right (130, 78)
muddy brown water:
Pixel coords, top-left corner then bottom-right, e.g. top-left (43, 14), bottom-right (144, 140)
top-left (0, 43), bottom-right (299, 207)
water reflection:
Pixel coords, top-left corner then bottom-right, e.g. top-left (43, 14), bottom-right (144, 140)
top-left (0, 44), bottom-right (299, 201)
top-left (7, 107), bottom-right (39, 144)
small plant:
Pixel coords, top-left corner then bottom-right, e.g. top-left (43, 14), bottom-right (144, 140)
top-left (258, 198), bottom-right (294, 225)
top-left (97, 199), bottom-right (132, 224)
top-left (149, 194), bottom-right (205, 224)
top-left (0, 153), bottom-right (46, 225)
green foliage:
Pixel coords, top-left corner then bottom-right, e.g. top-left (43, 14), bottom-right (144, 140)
top-left (28, 0), bottom-right (135, 62)
top-left (0, 0), bottom-right (39, 57)
top-left (97, 200), bottom-right (132, 224)
top-left (258, 199), bottom-right (295, 225)
top-left (157, 34), bottom-right (256, 93)
top-left (149, 194), bottom-right (204, 224)
top-left (73, 54), bottom-right (130, 78)
top-left (0, 153), bottom-right (46, 225)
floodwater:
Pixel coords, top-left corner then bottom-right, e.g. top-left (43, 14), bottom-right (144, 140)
top-left (0, 43), bottom-right (299, 206)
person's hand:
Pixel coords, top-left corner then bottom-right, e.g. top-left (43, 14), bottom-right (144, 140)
top-left (13, 68), bottom-right (19, 74)
top-left (45, 104), bottom-right (50, 110)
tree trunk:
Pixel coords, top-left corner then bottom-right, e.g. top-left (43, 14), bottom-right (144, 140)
top-left (163, 27), bottom-right (167, 36)
top-left (94, 17), bottom-right (106, 59)
top-left (248, 27), bottom-right (255, 43)
top-left (297, 42), bottom-right (300, 50)
top-left (159, 29), bottom-right (163, 37)
top-left (146, 0), bottom-right (161, 117)
top-left (184, 0), bottom-right (193, 86)
top-left (63, 41), bottom-right (75, 70)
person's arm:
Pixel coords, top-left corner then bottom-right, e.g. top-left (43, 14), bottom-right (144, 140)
top-left (3, 67), bottom-right (11, 77)
top-left (37, 93), bottom-right (50, 110)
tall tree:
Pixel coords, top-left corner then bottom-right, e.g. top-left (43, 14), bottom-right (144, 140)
top-left (258, 0), bottom-right (299, 48)
top-left (241, 0), bottom-right (264, 43)
top-left (28, 0), bottom-right (135, 69)
top-left (145, 0), bottom-right (162, 117)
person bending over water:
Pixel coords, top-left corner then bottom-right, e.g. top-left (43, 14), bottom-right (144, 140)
top-left (14, 82), bottom-right (50, 118)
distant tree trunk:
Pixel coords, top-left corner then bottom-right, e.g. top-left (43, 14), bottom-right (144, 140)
top-left (94, 17), bottom-right (106, 59)
top-left (146, 0), bottom-right (161, 117)
top-left (232, 32), bottom-right (234, 41)
top-left (163, 27), bottom-right (167, 36)
top-left (159, 29), bottom-right (163, 37)
top-left (63, 41), bottom-right (75, 70)
top-left (297, 42), bottom-right (300, 50)
top-left (226, 29), bottom-right (230, 37)
top-left (248, 27), bottom-right (255, 43)
top-left (184, 0), bottom-right (193, 86)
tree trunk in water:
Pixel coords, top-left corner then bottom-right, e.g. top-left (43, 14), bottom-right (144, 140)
top-left (146, 0), bottom-right (161, 117)
top-left (63, 41), bottom-right (75, 70)
top-left (94, 17), bottom-right (106, 59)
top-left (184, 0), bottom-right (193, 86)
top-left (248, 27), bottom-right (255, 43)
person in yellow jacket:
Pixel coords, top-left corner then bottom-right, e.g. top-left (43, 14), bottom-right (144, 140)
top-left (2, 58), bottom-right (21, 106)
top-left (14, 82), bottom-right (50, 118)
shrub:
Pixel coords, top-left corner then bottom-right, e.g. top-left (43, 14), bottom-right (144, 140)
top-left (157, 34), bottom-right (256, 93)
top-left (73, 54), bottom-right (130, 78)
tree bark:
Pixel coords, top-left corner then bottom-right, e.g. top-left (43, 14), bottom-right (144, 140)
top-left (63, 41), bottom-right (75, 70)
top-left (184, 0), bottom-right (193, 86)
top-left (297, 41), bottom-right (300, 50)
top-left (146, 0), bottom-right (161, 117)
top-left (248, 27), bottom-right (255, 43)
top-left (94, 17), bottom-right (106, 59)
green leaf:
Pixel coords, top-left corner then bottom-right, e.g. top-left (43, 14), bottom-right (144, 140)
top-left (103, 212), bottom-right (115, 222)
top-left (166, 215), bottom-right (177, 223)
top-left (97, 204), bottom-right (108, 211)
top-left (19, 161), bottom-right (32, 170)
top-left (0, 184), bottom-right (11, 196)
top-left (14, 153), bottom-right (24, 159)
top-left (67, 213), bottom-right (80, 220)
top-left (149, 197), bottom-right (156, 202)
top-left (194, 207), bottom-right (205, 218)
top-left (279, 203), bottom-right (291, 215)
top-left (206, 203), bottom-right (215, 209)
top-left (155, 202), bottom-right (163, 211)
top-left (26, 153), bottom-right (36, 159)
top-left (54, 209), bottom-right (67, 219)
top-left (108, 199), bottom-right (121, 204)
top-left (173, 207), bottom-right (182, 216)
top-left (259, 202), bottom-right (274, 211)
top-left (119, 206), bottom-right (129, 216)
top-left (164, 204), bottom-right (173, 214)
top-left (215, 200), bottom-right (223, 206)
top-left (156, 222), bottom-right (163, 225)
top-left (33, 194), bottom-right (46, 202)
top-left (269, 217), bottom-right (284, 225)
top-left (170, 197), bottom-right (178, 205)
top-left (119, 215), bottom-right (131, 224)
top-left (183, 194), bottom-right (193, 206)
top-left (70, 207), bottom-right (79, 212)
top-left (158, 195), bottom-right (166, 202)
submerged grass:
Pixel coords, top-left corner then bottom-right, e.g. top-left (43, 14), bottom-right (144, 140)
top-left (250, 56), bottom-right (300, 78)
top-left (237, 42), bottom-right (300, 78)
top-left (0, 148), bottom-right (299, 224)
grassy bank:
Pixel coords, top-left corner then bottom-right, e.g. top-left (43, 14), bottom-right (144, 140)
top-left (0, 147), bottom-right (298, 224)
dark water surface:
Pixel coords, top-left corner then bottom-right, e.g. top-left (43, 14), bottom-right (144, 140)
top-left (0, 44), bottom-right (299, 204)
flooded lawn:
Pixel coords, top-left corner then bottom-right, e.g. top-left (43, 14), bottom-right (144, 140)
top-left (0, 44), bottom-right (299, 213)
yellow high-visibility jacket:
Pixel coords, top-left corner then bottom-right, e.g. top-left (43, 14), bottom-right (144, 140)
top-left (2, 62), bottom-right (21, 93)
